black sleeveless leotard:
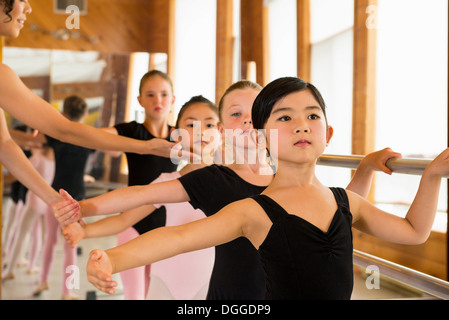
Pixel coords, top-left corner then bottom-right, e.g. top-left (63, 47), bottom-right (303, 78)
top-left (114, 121), bottom-right (177, 234)
top-left (252, 187), bottom-right (354, 300)
top-left (46, 135), bottom-right (94, 201)
top-left (178, 165), bottom-right (267, 300)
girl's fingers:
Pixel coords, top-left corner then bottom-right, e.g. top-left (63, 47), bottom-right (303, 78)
top-left (89, 277), bottom-right (117, 294)
top-left (59, 188), bottom-right (74, 201)
top-left (59, 213), bottom-right (79, 228)
top-left (87, 250), bottom-right (117, 294)
top-left (52, 200), bottom-right (80, 227)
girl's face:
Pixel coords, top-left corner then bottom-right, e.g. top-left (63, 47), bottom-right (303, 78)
top-left (218, 88), bottom-right (260, 149)
top-left (175, 103), bottom-right (220, 159)
top-left (0, 0), bottom-right (32, 38)
top-left (264, 89), bottom-right (333, 166)
top-left (138, 75), bottom-right (175, 121)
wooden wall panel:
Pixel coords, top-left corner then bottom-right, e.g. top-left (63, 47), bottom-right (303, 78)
top-left (297, 0), bottom-right (311, 82)
top-left (5, 0), bottom-right (170, 54)
top-left (354, 231), bottom-right (447, 281)
top-left (352, 0), bottom-right (378, 157)
top-left (352, 0), bottom-right (378, 205)
top-left (146, 0), bottom-right (173, 55)
top-left (216, 0), bottom-right (234, 104)
top-left (240, 0), bottom-right (269, 86)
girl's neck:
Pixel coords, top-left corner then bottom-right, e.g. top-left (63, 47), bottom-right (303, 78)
top-left (228, 146), bottom-right (273, 175)
top-left (143, 118), bottom-right (169, 138)
top-left (269, 160), bottom-right (319, 189)
top-left (228, 161), bottom-right (269, 175)
top-left (178, 149), bottom-right (216, 176)
top-left (227, 162), bottom-right (273, 187)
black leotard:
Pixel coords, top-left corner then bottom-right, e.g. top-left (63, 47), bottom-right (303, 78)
top-left (46, 136), bottom-right (94, 201)
top-left (114, 121), bottom-right (177, 234)
top-left (252, 187), bottom-right (353, 300)
top-left (178, 165), bottom-right (267, 300)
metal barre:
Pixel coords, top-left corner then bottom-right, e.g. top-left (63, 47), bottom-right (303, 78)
top-left (353, 249), bottom-right (449, 299)
top-left (317, 154), bottom-right (449, 178)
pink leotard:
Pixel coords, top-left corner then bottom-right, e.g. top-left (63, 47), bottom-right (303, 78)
top-left (146, 171), bottom-right (215, 300)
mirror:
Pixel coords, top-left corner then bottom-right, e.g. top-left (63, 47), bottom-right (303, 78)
top-left (2, 48), bottom-right (168, 181)
top-left (1, 48), bottom-right (169, 300)
top-left (4, 47), bottom-right (114, 129)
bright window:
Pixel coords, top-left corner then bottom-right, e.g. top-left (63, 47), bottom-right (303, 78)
top-left (267, 0), bottom-right (297, 81)
top-left (310, 0), bottom-right (354, 188)
top-left (174, 0), bottom-right (217, 117)
top-left (374, 0), bottom-right (448, 229)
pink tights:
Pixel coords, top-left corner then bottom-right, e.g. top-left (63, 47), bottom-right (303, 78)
top-left (117, 227), bottom-right (151, 300)
top-left (40, 208), bottom-right (77, 296)
top-left (3, 201), bottom-right (42, 276)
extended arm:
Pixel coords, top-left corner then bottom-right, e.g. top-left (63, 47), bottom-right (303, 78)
top-left (53, 179), bottom-right (189, 226)
top-left (0, 110), bottom-right (61, 205)
top-left (86, 200), bottom-right (249, 294)
top-left (0, 64), bottom-right (187, 157)
top-left (351, 148), bottom-right (449, 245)
top-left (63, 205), bottom-right (156, 247)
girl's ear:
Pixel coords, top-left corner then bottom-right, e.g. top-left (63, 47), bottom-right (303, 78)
top-left (326, 125), bottom-right (334, 146)
top-left (217, 121), bottom-right (225, 135)
top-left (137, 96), bottom-right (143, 107)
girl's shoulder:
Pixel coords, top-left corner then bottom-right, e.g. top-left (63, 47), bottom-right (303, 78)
top-left (221, 197), bottom-right (264, 219)
top-left (0, 64), bottom-right (25, 107)
top-left (342, 188), bottom-right (366, 222)
top-left (0, 64), bottom-right (15, 86)
top-left (0, 63), bottom-right (12, 72)
top-left (0, 64), bottom-right (17, 83)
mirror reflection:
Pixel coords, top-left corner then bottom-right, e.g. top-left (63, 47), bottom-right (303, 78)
top-left (1, 47), bottom-right (171, 300)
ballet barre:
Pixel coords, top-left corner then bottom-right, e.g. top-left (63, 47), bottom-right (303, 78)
top-left (317, 154), bottom-right (449, 178)
top-left (353, 249), bottom-right (449, 300)
top-left (85, 181), bottom-right (126, 198)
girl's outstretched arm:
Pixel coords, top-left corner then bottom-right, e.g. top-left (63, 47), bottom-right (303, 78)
top-left (63, 205), bottom-right (156, 248)
top-left (86, 199), bottom-right (254, 294)
top-left (351, 148), bottom-right (449, 245)
top-left (0, 111), bottom-right (61, 205)
top-left (346, 147), bottom-right (402, 198)
top-left (0, 64), bottom-right (193, 158)
top-left (53, 179), bottom-right (189, 226)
